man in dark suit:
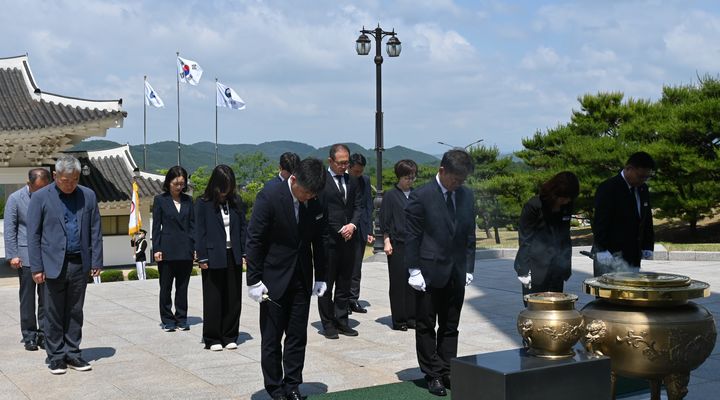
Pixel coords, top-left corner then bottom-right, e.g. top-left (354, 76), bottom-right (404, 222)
top-left (27, 155), bottom-right (103, 375)
top-left (317, 143), bottom-right (364, 339)
top-left (405, 149), bottom-right (476, 396)
top-left (4, 168), bottom-right (51, 351)
top-left (347, 153), bottom-right (374, 314)
top-left (246, 158), bottom-right (328, 400)
top-left (592, 151), bottom-right (655, 276)
top-left (265, 152), bottom-right (300, 187)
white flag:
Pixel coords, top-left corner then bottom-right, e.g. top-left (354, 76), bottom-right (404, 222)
top-left (177, 56), bottom-right (203, 85)
top-left (144, 80), bottom-right (164, 108)
top-left (216, 81), bottom-right (246, 110)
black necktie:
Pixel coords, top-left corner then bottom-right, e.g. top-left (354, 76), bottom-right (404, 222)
top-left (335, 174), bottom-right (346, 203)
top-left (446, 191), bottom-right (455, 220)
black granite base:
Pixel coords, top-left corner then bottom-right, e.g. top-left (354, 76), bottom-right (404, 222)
top-left (451, 347), bottom-right (611, 400)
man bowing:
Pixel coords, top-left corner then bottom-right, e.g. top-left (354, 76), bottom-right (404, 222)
top-left (246, 158), bottom-right (328, 400)
top-left (27, 155), bottom-right (103, 374)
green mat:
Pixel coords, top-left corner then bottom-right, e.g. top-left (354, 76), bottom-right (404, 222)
top-left (308, 376), bottom-right (649, 399)
top-left (308, 379), bottom-right (446, 400)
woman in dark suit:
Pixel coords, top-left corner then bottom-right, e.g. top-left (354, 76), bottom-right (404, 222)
top-left (514, 171), bottom-right (579, 303)
top-left (379, 159), bottom-right (418, 331)
top-left (194, 165), bottom-right (246, 351)
top-left (152, 166), bottom-right (194, 332)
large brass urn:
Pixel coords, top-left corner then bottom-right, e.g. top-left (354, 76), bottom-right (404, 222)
top-left (581, 272), bottom-right (716, 400)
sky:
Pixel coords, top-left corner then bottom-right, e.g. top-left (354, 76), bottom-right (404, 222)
top-left (3, 0), bottom-right (720, 155)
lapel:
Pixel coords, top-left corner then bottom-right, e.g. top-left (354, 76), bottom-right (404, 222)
top-left (48, 184), bottom-right (67, 234)
top-left (281, 184), bottom-right (300, 235)
top-left (327, 171), bottom-right (346, 203)
top-left (75, 188), bottom-right (85, 231)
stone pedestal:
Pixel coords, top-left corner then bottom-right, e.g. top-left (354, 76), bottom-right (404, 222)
top-left (451, 348), bottom-right (611, 400)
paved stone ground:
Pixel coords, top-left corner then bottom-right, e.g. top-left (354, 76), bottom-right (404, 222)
top-left (0, 254), bottom-right (718, 400)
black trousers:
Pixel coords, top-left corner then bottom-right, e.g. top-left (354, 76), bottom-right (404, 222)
top-left (261, 269), bottom-right (310, 398)
top-left (43, 257), bottom-right (87, 363)
top-left (18, 265), bottom-right (45, 343)
top-left (158, 259), bottom-right (193, 327)
top-left (415, 280), bottom-right (464, 379)
top-left (387, 242), bottom-right (415, 326)
top-left (317, 237), bottom-right (355, 331)
top-left (201, 250), bottom-right (242, 347)
top-left (349, 236), bottom-right (365, 302)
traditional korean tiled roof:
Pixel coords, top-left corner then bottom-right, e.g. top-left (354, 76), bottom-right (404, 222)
top-left (65, 145), bottom-right (164, 204)
top-left (0, 55), bottom-right (126, 131)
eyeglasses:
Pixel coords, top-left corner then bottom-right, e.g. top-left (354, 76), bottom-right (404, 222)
top-left (332, 159), bottom-right (350, 166)
top-left (170, 181), bottom-right (186, 187)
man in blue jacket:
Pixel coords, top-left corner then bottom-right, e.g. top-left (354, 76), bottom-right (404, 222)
top-left (27, 154), bottom-right (103, 375)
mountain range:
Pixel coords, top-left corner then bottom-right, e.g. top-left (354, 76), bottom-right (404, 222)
top-left (70, 140), bottom-right (440, 174)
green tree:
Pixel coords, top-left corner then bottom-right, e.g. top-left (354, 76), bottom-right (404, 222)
top-left (233, 152), bottom-right (276, 218)
top-left (648, 77), bottom-right (720, 231)
top-left (189, 166), bottom-right (210, 199)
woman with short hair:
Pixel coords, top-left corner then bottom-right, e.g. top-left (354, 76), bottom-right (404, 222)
top-left (379, 159), bottom-right (419, 331)
top-left (152, 166), bottom-right (195, 331)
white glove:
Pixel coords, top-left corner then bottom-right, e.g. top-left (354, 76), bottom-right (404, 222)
top-left (312, 281), bottom-right (327, 297)
top-left (248, 281), bottom-right (268, 303)
top-left (596, 251), bottom-right (614, 265)
top-left (517, 274), bottom-right (532, 289)
top-left (465, 273), bottom-right (474, 286)
top-left (408, 268), bottom-right (426, 292)
top-left (642, 250), bottom-right (654, 260)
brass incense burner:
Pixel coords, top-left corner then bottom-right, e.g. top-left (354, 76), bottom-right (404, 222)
top-left (581, 272), bottom-right (716, 400)
top-left (517, 292), bottom-right (584, 359)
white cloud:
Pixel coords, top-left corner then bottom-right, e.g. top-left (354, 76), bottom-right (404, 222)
top-left (664, 10), bottom-right (720, 71)
top-left (521, 46), bottom-right (567, 70)
top-left (410, 23), bottom-right (475, 64)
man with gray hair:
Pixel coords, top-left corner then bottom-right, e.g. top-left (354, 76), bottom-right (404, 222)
top-left (27, 154), bottom-right (103, 374)
top-left (4, 168), bottom-right (51, 351)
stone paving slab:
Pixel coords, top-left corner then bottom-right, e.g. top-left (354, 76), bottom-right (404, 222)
top-left (0, 255), bottom-right (718, 399)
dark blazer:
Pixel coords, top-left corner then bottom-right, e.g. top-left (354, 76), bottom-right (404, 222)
top-left (514, 196), bottom-right (572, 284)
top-left (151, 192), bottom-right (194, 261)
top-left (194, 197), bottom-right (246, 269)
top-left (246, 182), bottom-right (327, 298)
top-left (356, 175), bottom-right (373, 240)
top-left (379, 185), bottom-right (411, 244)
top-left (264, 176), bottom-right (283, 188)
top-left (405, 178), bottom-right (476, 288)
top-left (592, 173), bottom-right (654, 267)
top-left (320, 170), bottom-right (363, 244)
top-left (27, 183), bottom-right (103, 279)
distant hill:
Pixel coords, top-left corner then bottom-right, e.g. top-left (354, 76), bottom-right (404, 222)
top-left (70, 140), bottom-right (439, 174)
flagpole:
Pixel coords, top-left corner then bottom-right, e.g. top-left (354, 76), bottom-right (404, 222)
top-left (176, 51), bottom-right (181, 166)
top-left (215, 77), bottom-right (219, 166)
top-left (143, 75), bottom-right (147, 171)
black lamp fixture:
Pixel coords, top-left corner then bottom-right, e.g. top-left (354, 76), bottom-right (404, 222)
top-left (356, 24), bottom-right (401, 253)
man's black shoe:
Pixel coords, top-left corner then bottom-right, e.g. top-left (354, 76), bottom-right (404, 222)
top-left (48, 360), bottom-right (67, 375)
top-left (392, 323), bottom-right (408, 331)
top-left (66, 357), bottom-right (92, 371)
top-left (37, 333), bottom-right (45, 350)
top-left (24, 339), bottom-right (38, 351)
top-left (337, 325), bottom-right (359, 337)
top-left (349, 301), bottom-right (367, 314)
top-left (323, 329), bottom-right (339, 339)
top-left (442, 375), bottom-right (451, 390)
top-left (407, 320), bottom-right (416, 330)
top-left (287, 390), bottom-right (303, 400)
top-left (428, 377), bottom-right (447, 396)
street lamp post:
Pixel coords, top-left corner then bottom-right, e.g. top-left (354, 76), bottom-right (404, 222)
top-left (356, 24), bottom-right (401, 254)
top-left (437, 139), bottom-right (484, 150)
